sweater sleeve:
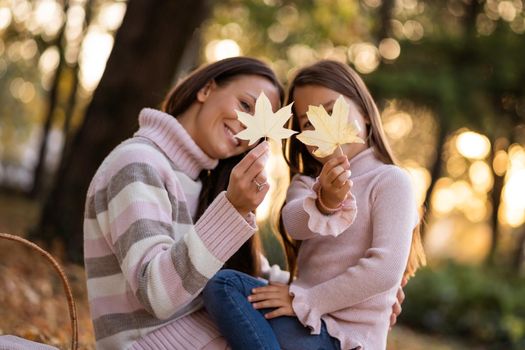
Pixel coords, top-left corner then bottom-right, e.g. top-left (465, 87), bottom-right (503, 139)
top-left (99, 147), bottom-right (256, 320)
top-left (282, 174), bottom-right (357, 240)
top-left (289, 167), bottom-right (418, 333)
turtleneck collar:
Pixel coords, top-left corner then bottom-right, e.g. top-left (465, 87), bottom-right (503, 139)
top-left (134, 108), bottom-right (218, 180)
top-left (348, 147), bottom-right (385, 178)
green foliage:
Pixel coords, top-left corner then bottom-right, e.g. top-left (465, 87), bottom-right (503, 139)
top-left (367, 26), bottom-right (525, 138)
top-left (401, 262), bottom-right (525, 348)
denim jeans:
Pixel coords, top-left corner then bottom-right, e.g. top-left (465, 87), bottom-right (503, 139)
top-left (202, 269), bottom-right (341, 350)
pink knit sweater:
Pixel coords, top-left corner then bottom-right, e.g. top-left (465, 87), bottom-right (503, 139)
top-left (84, 108), bottom-right (255, 349)
top-left (283, 148), bottom-right (418, 350)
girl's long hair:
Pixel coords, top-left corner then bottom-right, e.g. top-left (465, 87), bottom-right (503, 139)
top-left (161, 57), bottom-right (284, 276)
top-left (280, 60), bottom-right (426, 281)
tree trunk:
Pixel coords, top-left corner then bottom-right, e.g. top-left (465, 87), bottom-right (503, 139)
top-left (35, 0), bottom-right (211, 262)
top-left (421, 121), bottom-right (448, 236)
top-left (513, 225), bottom-right (525, 273)
top-left (30, 1), bottom-right (70, 197)
top-left (376, 0), bottom-right (395, 40)
top-left (61, 0), bottom-right (94, 151)
top-left (486, 139), bottom-right (505, 265)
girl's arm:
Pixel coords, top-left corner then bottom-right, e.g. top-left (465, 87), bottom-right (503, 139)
top-left (289, 167), bottom-right (418, 333)
top-left (282, 174), bottom-right (357, 240)
top-left (89, 145), bottom-right (256, 320)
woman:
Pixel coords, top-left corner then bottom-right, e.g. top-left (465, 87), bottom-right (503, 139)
top-left (83, 57), bottom-right (283, 349)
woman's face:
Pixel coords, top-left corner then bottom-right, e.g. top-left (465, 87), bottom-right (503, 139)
top-left (293, 84), bottom-right (368, 163)
top-left (191, 75), bottom-right (280, 159)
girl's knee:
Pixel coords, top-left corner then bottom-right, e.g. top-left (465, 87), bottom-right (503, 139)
top-left (203, 269), bottom-right (242, 296)
top-left (213, 269), bottom-right (241, 281)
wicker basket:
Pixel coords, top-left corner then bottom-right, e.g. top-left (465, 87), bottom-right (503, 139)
top-left (0, 233), bottom-right (78, 350)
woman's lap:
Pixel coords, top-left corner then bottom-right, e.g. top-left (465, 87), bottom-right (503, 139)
top-left (203, 269), bottom-right (340, 350)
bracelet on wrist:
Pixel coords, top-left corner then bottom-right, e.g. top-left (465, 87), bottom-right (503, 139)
top-left (316, 186), bottom-right (343, 215)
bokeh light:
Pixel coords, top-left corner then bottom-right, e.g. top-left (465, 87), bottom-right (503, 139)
top-left (446, 154), bottom-right (468, 177)
top-left (348, 42), bottom-right (380, 74)
top-left (12, 0), bottom-right (31, 24)
top-left (405, 163), bottom-right (431, 206)
top-left (493, 150), bottom-right (509, 176)
top-left (20, 39), bottom-right (37, 60)
top-left (98, 2), bottom-right (127, 31)
top-left (34, 0), bottom-right (64, 37)
top-left (403, 20), bottom-right (424, 41)
top-left (469, 160), bottom-right (493, 193)
top-left (363, 0), bottom-right (382, 8)
top-left (450, 180), bottom-right (474, 211)
top-left (0, 7), bottom-right (12, 30)
top-left (463, 196), bottom-right (488, 223)
top-left (498, 1), bottom-right (517, 22)
top-left (456, 131), bottom-right (491, 159)
top-left (79, 28), bottom-right (114, 91)
top-left (287, 44), bottom-right (316, 66)
top-left (205, 39), bottom-right (241, 62)
top-left (383, 111), bottom-right (413, 140)
top-left (477, 13), bottom-right (496, 35)
top-left (378, 38), bottom-right (401, 60)
top-left (9, 78), bottom-right (35, 103)
top-left (431, 177), bottom-right (455, 215)
top-left (501, 144), bottom-right (525, 227)
top-left (268, 23), bottom-right (289, 43)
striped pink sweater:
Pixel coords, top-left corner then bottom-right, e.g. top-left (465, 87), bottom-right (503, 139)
top-left (284, 148), bottom-right (418, 350)
top-left (84, 108), bottom-right (256, 349)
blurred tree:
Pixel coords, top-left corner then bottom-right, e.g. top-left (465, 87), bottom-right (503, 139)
top-left (36, 0), bottom-right (211, 261)
top-left (366, 2), bottom-right (525, 263)
top-left (30, 1), bottom-right (70, 197)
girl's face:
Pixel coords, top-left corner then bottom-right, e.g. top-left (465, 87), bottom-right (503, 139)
top-left (185, 75), bottom-right (280, 160)
top-left (293, 84), bottom-right (368, 163)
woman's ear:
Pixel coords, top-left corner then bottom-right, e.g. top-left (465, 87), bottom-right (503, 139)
top-left (197, 80), bottom-right (217, 102)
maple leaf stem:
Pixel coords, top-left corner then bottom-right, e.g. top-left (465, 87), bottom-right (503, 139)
top-left (335, 145), bottom-right (344, 157)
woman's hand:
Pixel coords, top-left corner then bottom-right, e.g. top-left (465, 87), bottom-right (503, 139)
top-left (248, 283), bottom-right (295, 319)
top-left (318, 155), bottom-right (351, 211)
top-left (226, 142), bottom-right (270, 217)
top-left (390, 277), bottom-right (407, 329)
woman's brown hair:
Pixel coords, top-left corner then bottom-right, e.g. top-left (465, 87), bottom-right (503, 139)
top-left (161, 57), bottom-right (285, 276)
top-left (279, 60), bottom-right (426, 281)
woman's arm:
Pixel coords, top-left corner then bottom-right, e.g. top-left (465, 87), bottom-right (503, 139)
top-left (290, 167), bottom-right (418, 333)
top-left (95, 145), bottom-right (257, 320)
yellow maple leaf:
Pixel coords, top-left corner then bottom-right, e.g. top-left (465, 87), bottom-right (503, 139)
top-left (296, 95), bottom-right (365, 158)
top-left (235, 92), bottom-right (297, 146)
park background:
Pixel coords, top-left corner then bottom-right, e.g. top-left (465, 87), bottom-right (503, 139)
top-left (0, 0), bottom-right (524, 348)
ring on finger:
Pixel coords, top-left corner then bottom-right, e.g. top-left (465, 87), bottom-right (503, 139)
top-left (253, 178), bottom-right (267, 192)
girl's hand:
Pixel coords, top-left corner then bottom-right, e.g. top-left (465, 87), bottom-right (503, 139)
top-left (389, 277), bottom-right (407, 330)
top-left (226, 142), bottom-right (270, 217)
top-left (248, 283), bottom-right (295, 319)
top-left (318, 155), bottom-right (352, 210)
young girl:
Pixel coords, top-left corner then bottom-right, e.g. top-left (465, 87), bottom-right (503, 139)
top-left (83, 57), bottom-right (285, 350)
top-left (202, 60), bottom-right (426, 350)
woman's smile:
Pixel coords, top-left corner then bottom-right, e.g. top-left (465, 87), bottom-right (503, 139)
top-left (224, 123), bottom-right (241, 148)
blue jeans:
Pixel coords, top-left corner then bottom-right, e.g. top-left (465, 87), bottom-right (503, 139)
top-left (202, 269), bottom-right (341, 350)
